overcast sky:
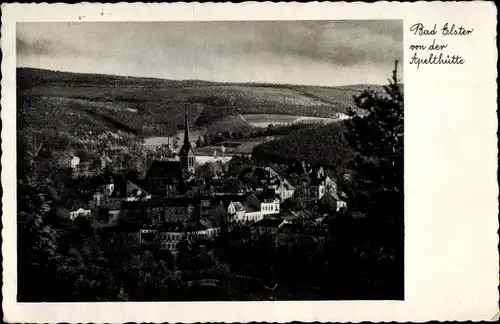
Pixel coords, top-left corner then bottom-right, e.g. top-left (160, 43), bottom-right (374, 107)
top-left (17, 20), bottom-right (402, 86)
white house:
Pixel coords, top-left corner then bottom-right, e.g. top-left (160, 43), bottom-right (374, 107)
top-left (242, 206), bottom-right (263, 223)
top-left (185, 219), bottom-right (221, 242)
top-left (260, 197), bottom-right (280, 215)
top-left (103, 181), bottom-right (115, 197)
top-left (230, 201), bottom-right (246, 223)
top-left (156, 230), bottom-right (185, 251)
top-left (91, 192), bottom-right (105, 208)
top-left (70, 156), bottom-right (80, 169)
top-left (69, 207), bottom-right (91, 221)
top-left (275, 179), bottom-right (295, 200)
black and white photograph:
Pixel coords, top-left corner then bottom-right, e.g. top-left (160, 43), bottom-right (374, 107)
top-left (15, 19), bottom-right (404, 302)
top-left (3, 2), bottom-right (499, 323)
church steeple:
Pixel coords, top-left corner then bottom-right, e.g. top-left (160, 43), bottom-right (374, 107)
top-left (179, 111), bottom-right (195, 177)
top-left (183, 112), bottom-right (190, 147)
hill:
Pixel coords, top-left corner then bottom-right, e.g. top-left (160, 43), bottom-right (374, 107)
top-left (201, 114), bottom-right (255, 135)
top-left (252, 121), bottom-right (354, 178)
top-left (17, 68), bottom-right (386, 137)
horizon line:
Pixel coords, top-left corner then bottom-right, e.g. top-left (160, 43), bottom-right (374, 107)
top-left (17, 66), bottom-right (397, 88)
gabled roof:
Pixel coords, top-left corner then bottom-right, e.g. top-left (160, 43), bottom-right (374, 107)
top-left (320, 191), bottom-right (340, 202)
top-left (65, 199), bottom-right (88, 211)
top-left (199, 219), bottom-right (217, 229)
top-left (243, 203), bottom-right (260, 213)
top-left (232, 201), bottom-right (245, 212)
top-left (126, 181), bottom-right (151, 197)
top-left (280, 178), bottom-right (295, 190)
top-left (184, 219), bottom-right (217, 231)
top-left (211, 194), bottom-right (245, 209)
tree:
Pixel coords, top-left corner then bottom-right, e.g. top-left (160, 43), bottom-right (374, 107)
top-left (196, 136), bottom-right (204, 148)
top-left (223, 177), bottom-right (242, 194)
top-left (282, 195), bottom-right (305, 211)
top-left (17, 183), bottom-right (61, 301)
top-left (343, 61), bottom-right (404, 298)
top-left (97, 206), bottom-right (111, 223)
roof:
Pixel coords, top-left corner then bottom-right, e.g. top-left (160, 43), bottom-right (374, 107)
top-left (280, 178), bottom-right (295, 190)
top-left (199, 219), bottom-right (217, 229)
top-left (252, 218), bottom-right (283, 228)
top-left (243, 203), bottom-right (260, 213)
top-left (126, 181), bottom-right (151, 197)
top-left (211, 194), bottom-right (246, 209)
top-left (283, 210), bottom-right (322, 221)
top-left (320, 191), bottom-right (340, 202)
top-left (184, 184), bottom-right (207, 196)
top-left (232, 201), bottom-right (245, 212)
top-left (65, 199), bottom-right (88, 211)
top-left (184, 219), bottom-right (217, 231)
top-left (264, 166), bottom-right (280, 177)
top-left (146, 160), bottom-right (182, 179)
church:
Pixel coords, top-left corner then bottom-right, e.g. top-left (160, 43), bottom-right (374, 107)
top-left (146, 115), bottom-right (196, 196)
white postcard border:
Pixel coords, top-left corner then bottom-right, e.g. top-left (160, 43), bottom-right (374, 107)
top-left (2, 2), bottom-right (498, 323)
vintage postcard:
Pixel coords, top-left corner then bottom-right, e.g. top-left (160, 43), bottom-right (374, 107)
top-left (1, 2), bottom-right (498, 323)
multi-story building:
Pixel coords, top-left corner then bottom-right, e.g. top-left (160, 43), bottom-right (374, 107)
top-left (138, 218), bottom-right (221, 253)
top-left (121, 197), bottom-right (194, 224)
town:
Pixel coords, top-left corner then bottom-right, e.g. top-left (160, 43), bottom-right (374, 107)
top-left (62, 114), bottom-right (347, 260)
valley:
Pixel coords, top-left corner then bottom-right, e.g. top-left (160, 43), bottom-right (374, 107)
top-left (18, 67), bottom-right (377, 140)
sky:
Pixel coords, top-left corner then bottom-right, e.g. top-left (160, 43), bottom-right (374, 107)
top-left (17, 20), bottom-right (403, 86)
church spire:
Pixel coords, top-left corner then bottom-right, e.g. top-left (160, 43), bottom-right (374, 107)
top-left (183, 111), bottom-right (190, 147)
top-left (179, 109), bottom-right (195, 176)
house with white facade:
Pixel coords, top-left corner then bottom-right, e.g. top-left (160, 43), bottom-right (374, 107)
top-left (275, 178), bottom-right (295, 200)
top-left (69, 207), bottom-right (92, 221)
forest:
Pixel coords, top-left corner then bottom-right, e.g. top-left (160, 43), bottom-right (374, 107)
top-left (252, 121), bottom-right (355, 179)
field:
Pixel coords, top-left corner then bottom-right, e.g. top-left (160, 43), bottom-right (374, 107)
top-left (194, 137), bottom-right (278, 157)
top-left (241, 114), bottom-right (348, 128)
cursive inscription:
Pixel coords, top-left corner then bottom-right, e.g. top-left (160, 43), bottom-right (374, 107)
top-left (409, 23), bottom-right (473, 68)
